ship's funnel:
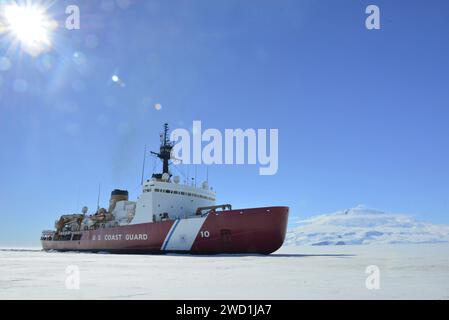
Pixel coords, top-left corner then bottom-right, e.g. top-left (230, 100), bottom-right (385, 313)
top-left (109, 189), bottom-right (128, 213)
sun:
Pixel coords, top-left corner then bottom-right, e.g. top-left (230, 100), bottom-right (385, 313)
top-left (1, 1), bottom-right (56, 56)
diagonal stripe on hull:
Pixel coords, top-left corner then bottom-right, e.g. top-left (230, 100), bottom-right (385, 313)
top-left (163, 216), bottom-right (207, 251)
top-left (161, 219), bottom-right (180, 250)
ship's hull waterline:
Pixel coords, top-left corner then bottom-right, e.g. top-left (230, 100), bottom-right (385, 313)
top-left (41, 206), bottom-right (289, 254)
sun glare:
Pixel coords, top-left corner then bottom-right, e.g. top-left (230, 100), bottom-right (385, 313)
top-left (2, 2), bottom-right (54, 56)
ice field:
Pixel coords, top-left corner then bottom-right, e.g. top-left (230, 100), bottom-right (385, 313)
top-left (1, 244), bottom-right (448, 300)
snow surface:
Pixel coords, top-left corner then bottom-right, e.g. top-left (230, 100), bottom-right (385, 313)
top-left (286, 205), bottom-right (449, 246)
top-left (1, 244), bottom-right (449, 299)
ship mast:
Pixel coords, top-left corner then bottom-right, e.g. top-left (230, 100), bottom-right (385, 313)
top-left (151, 123), bottom-right (173, 179)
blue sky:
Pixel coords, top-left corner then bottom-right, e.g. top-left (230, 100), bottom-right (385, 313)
top-left (0, 0), bottom-right (448, 246)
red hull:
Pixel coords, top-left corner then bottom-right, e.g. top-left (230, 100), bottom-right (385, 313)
top-left (41, 206), bottom-right (289, 254)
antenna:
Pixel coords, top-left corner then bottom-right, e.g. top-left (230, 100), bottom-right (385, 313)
top-left (76, 184), bottom-right (80, 213)
top-left (140, 144), bottom-right (147, 185)
top-left (150, 123), bottom-right (173, 176)
top-left (206, 166), bottom-right (209, 184)
top-left (96, 184), bottom-right (101, 212)
top-left (194, 165), bottom-right (197, 187)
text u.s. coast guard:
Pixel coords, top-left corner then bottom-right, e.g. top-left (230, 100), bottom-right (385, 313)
top-left (92, 234), bottom-right (148, 241)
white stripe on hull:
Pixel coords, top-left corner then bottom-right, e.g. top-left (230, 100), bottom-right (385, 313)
top-left (162, 216), bottom-right (207, 251)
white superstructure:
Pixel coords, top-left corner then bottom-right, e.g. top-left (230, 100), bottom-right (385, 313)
top-left (129, 177), bottom-right (216, 224)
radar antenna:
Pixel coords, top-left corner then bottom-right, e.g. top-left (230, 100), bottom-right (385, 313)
top-left (151, 123), bottom-right (174, 179)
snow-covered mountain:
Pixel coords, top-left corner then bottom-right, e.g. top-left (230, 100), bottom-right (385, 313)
top-left (285, 205), bottom-right (449, 246)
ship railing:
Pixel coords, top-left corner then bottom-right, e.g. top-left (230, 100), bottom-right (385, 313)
top-left (196, 204), bottom-right (232, 217)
